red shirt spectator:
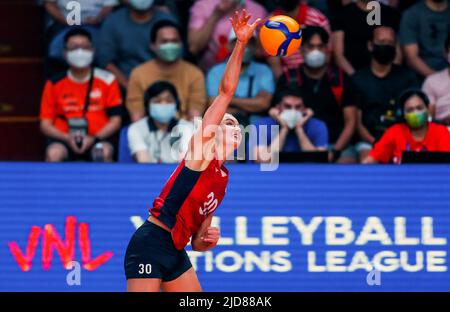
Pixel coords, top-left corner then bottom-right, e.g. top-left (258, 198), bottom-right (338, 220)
top-left (369, 122), bottom-right (450, 163)
top-left (364, 89), bottom-right (450, 164)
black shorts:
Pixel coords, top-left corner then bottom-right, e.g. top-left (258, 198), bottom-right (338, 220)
top-left (124, 220), bottom-right (192, 281)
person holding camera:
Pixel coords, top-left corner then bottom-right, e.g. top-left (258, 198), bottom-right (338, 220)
top-left (40, 27), bottom-right (123, 162)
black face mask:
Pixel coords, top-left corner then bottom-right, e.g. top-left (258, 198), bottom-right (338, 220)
top-left (278, 0), bottom-right (299, 12)
top-left (372, 44), bottom-right (396, 65)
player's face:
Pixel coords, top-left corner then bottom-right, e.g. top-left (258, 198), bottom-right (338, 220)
top-left (217, 114), bottom-right (242, 157)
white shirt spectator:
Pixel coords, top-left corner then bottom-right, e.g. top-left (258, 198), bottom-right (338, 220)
top-left (45, 0), bottom-right (118, 23)
top-left (128, 118), bottom-right (194, 163)
top-left (422, 69), bottom-right (450, 121)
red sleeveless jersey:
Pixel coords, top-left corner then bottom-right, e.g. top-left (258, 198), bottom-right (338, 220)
top-left (150, 159), bottom-right (229, 250)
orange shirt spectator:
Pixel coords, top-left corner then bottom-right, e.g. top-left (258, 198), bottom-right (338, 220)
top-left (40, 68), bottom-right (122, 136)
top-left (40, 27), bottom-right (122, 162)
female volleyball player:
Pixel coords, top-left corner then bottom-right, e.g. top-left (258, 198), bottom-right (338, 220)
top-left (124, 10), bottom-right (261, 292)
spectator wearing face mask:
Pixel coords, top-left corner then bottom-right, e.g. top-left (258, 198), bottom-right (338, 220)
top-left (44, 0), bottom-right (119, 63)
top-left (206, 29), bottom-right (275, 127)
top-left (40, 28), bottom-right (123, 162)
top-left (127, 81), bottom-right (193, 163)
top-left (331, 0), bottom-right (401, 76)
top-left (98, 0), bottom-right (176, 90)
top-left (363, 89), bottom-right (450, 164)
top-left (251, 86), bottom-right (328, 163)
top-left (266, 0), bottom-right (331, 78)
top-left (353, 26), bottom-right (419, 162)
top-left (399, 0), bottom-right (450, 78)
top-left (274, 26), bottom-right (359, 163)
top-left (422, 32), bottom-right (450, 126)
top-left (126, 20), bottom-right (207, 123)
top-left (188, 0), bottom-right (267, 72)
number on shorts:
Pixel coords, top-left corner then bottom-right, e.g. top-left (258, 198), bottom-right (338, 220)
top-left (138, 264), bottom-right (152, 275)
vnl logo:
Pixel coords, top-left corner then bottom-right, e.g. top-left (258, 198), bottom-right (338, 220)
top-left (7, 216), bottom-right (113, 272)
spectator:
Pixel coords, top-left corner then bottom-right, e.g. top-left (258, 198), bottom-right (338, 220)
top-left (363, 89), bottom-right (450, 164)
top-left (353, 26), bottom-right (419, 162)
top-left (331, 0), bottom-right (401, 75)
top-left (251, 86), bottom-right (328, 163)
top-left (44, 0), bottom-right (118, 27)
top-left (422, 32), bottom-right (450, 125)
top-left (44, 0), bottom-right (118, 61)
top-left (40, 28), bottom-right (123, 162)
top-left (267, 0), bottom-right (331, 78)
top-left (206, 29), bottom-right (275, 126)
top-left (98, 0), bottom-right (176, 89)
top-left (127, 20), bottom-right (207, 123)
top-left (127, 81), bottom-right (193, 163)
top-left (188, 0), bottom-right (267, 72)
top-left (399, 0), bottom-right (450, 78)
top-left (274, 26), bottom-right (359, 163)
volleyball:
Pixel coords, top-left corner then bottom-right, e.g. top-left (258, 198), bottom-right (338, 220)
top-left (259, 15), bottom-right (302, 57)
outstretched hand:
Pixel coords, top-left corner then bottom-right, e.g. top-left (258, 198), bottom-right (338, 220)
top-left (229, 9), bottom-right (261, 43)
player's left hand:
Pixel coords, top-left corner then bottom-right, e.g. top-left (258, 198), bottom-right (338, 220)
top-left (230, 9), bottom-right (261, 43)
top-left (200, 227), bottom-right (220, 245)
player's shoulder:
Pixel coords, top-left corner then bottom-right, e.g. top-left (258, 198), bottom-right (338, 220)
top-left (93, 67), bottom-right (116, 85)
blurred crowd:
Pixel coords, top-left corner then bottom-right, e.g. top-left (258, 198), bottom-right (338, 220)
top-left (38, 0), bottom-right (450, 164)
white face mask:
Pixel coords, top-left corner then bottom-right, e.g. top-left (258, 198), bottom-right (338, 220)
top-left (149, 103), bottom-right (176, 123)
top-left (66, 48), bottom-right (94, 68)
top-left (129, 0), bottom-right (154, 11)
top-left (304, 49), bottom-right (326, 68)
top-left (280, 109), bottom-right (303, 129)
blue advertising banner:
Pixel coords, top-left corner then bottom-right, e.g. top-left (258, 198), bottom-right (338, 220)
top-left (0, 163), bottom-right (449, 291)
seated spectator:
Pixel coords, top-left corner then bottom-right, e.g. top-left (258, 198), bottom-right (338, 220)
top-left (275, 26), bottom-right (359, 163)
top-left (353, 26), bottom-right (419, 162)
top-left (251, 86), bottom-right (328, 163)
top-left (44, 0), bottom-right (117, 26)
top-left (98, 0), bottom-right (176, 89)
top-left (127, 81), bottom-right (193, 163)
top-left (422, 32), bottom-right (450, 126)
top-left (363, 89), bottom-right (450, 164)
top-left (44, 0), bottom-right (118, 61)
top-left (331, 0), bottom-right (401, 75)
top-left (127, 20), bottom-right (207, 123)
top-left (267, 0), bottom-right (331, 78)
top-left (206, 29), bottom-right (275, 127)
top-left (188, 0), bottom-right (267, 72)
top-left (40, 28), bottom-right (123, 162)
top-left (399, 0), bottom-right (450, 78)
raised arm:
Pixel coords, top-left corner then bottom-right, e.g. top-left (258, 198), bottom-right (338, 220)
top-left (202, 10), bottom-right (260, 131)
top-left (186, 10), bottom-right (260, 169)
